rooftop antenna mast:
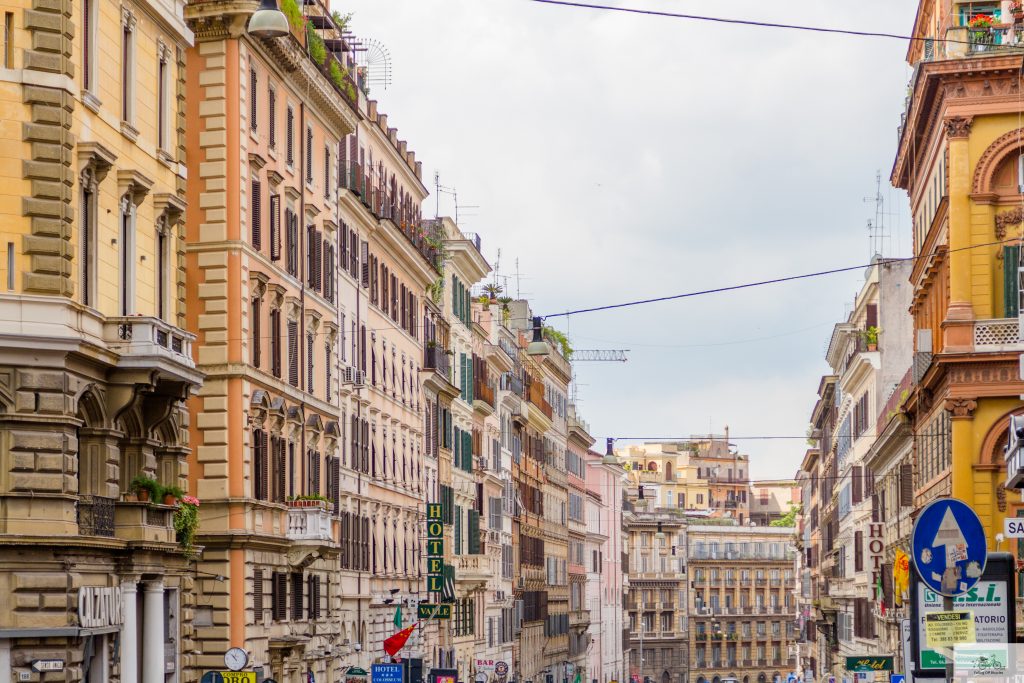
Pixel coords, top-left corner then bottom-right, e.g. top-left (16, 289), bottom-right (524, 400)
top-left (864, 170), bottom-right (894, 258)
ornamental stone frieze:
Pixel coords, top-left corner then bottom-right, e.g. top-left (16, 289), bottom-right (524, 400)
top-left (995, 207), bottom-right (1023, 239)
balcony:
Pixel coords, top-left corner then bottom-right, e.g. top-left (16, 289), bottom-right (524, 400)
top-left (77, 495), bottom-right (116, 537)
top-left (877, 366), bottom-right (914, 435)
top-left (973, 317), bottom-right (1022, 351)
top-left (422, 345), bottom-right (459, 398)
top-left (286, 501), bottom-right (333, 542)
top-left (474, 378), bottom-right (496, 415)
top-left (103, 316), bottom-right (199, 382)
top-left (455, 554), bottom-right (489, 585)
top-left (961, 24), bottom-right (1024, 55)
top-left (113, 501), bottom-right (176, 543)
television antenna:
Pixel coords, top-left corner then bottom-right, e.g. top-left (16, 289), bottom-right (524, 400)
top-left (354, 37), bottom-right (392, 91)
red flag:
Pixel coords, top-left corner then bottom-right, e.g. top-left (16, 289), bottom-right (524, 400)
top-left (383, 623), bottom-right (417, 656)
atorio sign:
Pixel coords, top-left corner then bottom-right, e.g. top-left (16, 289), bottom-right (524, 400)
top-left (78, 586), bottom-right (123, 628)
top-left (915, 581), bottom-right (1008, 670)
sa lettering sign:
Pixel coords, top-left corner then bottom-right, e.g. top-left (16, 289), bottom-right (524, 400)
top-left (1004, 518), bottom-right (1024, 538)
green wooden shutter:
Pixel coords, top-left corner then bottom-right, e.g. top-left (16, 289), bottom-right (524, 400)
top-left (466, 431), bottom-right (473, 471)
top-left (454, 426), bottom-right (461, 465)
top-left (460, 353), bottom-right (467, 400)
top-left (454, 504), bottom-right (462, 555)
top-left (468, 356), bottom-right (474, 403)
top-left (468, 509), bottom-right (481, 554)
top-left (1005, 245), bottom-right (1020, 318)
top-left (452, 276), bottom-right (458, 317)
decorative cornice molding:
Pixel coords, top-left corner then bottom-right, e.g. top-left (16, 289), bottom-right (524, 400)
top-left (973, 127), bottom-right (1024, 195)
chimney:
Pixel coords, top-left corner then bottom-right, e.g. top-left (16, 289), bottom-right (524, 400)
top-left (398, 140), bottom-right (407, 156)
top-left (388, 127), bottom-right (398, 145)
top-left (378, 113), bottom-right (388, 131)
top-left (414, 161), bottom-right (422, 179)
top-left (606, 438), bottom-right (614, 456)
top-left (367, 100), bottom-right (378, 120)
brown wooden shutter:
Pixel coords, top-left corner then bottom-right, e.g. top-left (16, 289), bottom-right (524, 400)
top-left (361, 240), bottom-right (369, 288)
top-left (882, 562), bottom-right (893, 609)
top-left (865, 303), bottom-right (878, 329)
top-left (315, 230), bottom-right (323, 291)
top-left (306, 332), bottom-right (314, 394)
top-left (871, 493), bottom-right (879, 523)
top-left (270, 309), bottom-right (281, 378)
top-left (250, 67), bottom-right (258, 130)
top-left (251, 179), bottom-right (262, 250)
top-left (270, 195), bottom-right (281, 260)
top-left (272, 572), bottom-right (287, 621)
top-left (251, 296), bottom-right (261, 369)
top-left (268, 87), bottom-right (276, 148)
top-left (854, 530), bottom-right (863, 571)
top-left (900, 463), bottom-right (913, 506)
top-left (852, 465), bottom-right (863, 504)
top-left (273, 436), bottom-right (285, 502)
top-left (253, 568), bottom-right (263, 621)
top-left (287, 320), bottom-right (298, 386)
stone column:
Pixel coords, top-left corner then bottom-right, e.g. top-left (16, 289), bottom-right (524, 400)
top-left (121, 579), bottom-right (139, 683)
top-left (143, 580), bottom-right (165, 683)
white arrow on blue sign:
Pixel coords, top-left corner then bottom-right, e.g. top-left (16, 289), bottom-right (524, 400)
top-left (911, 498), bottom-right (987, 597)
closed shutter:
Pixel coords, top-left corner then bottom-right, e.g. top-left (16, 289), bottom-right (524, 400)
top-left (324, 145), bottom-right (331, 198)
top-left (468, 509), bottom-right (481, 554)
top-left (291, 573), bottom-right (303, 621)
top-left (882, 562), bottom-right (893, 610)
top-left (307, 575), bottom-right (316, 619)
top-left (361, 240), bottom-right (369, 287)
top-left (268, 87), bottom-right (276, 148)
top-left (250, 67), bottom-right (257, 130)
top-left (306, 127), bottom-right (313, 182)
top-left (251, 179), bottom-right (262, 249)
top-left (454, 504), bottom-right (462, 555)
top-left (270, 195), bottom-right (281, 260)
top-left (315, 230), bottom-right (323, 291)
top-left (287, 320), bottom-right (298, 386)
top-left (900, 463), bottom-right (913, 506)
top-left (272, 572), bottom-right (287, 621)
top-left (253, 568), bottom-right (263, 621)
top-left (253, 429), bottom-right (268, 500)
top-left (270, 309), bottom-right (281, 378)
top-left (1006, 245), bottom-right (1021, 317)
top-left (273, 436), bottom-right (285, 502)
top-left (324, 243), bottom-right (334, 302)
top-left (251, 297), bottom-right (261, 368)
top-left (464, 430), bottom-right (473, 472)
top-left (852, 465), bottom-right (863, 504)
top-left (854, 530), bottom-right (863, 571)
top-left (306, 332), bottom-right (314, 393)
top-left (286, 106), bottom-right (294, 165)
top-left (871, 493), bottom-right (879, 523)
top-left (362, 419), bottom-right (369, 472)
top-left (865, 303), bottom-right (877, 329)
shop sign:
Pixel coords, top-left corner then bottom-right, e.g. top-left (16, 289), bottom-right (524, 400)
top-left (418, 604), bottom-right (451, 619)
top-left (475, 660), bottom-right (496, 673)
top-left (78, 586), bottom-right (123, 628)
top-left (844, 657), bottom-right (892, 672)
top-left (220, 674), bottom-right (256, 683)
top-left (372, 663), bottom-right (404, 683)
top-left (915, 581), bottom-right (1008, 669)
top-left (427, 503), bottom-right (444, 598)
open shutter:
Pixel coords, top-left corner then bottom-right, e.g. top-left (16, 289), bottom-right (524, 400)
top-left (900, 463), bottom-right (913, 506)
top-left (854, 530), bottom-right (863, 571)
top-left (468, 509), bottom-right (480, 554)
top-left (1005, 245), bottom-right (1021, 318)
top-left (851, 465), bottom-right (863, 504)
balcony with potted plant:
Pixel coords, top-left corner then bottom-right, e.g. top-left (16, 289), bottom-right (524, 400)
top-left (286, 495), bottom-right (333, 542)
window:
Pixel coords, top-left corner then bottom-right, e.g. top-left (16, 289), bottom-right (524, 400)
top-left (287, 320), bottom-right (298, 387)
top-left (3, 13), bottom-right (12, 69)
top-left (323, 241), bottom-right (334, 302)
top-left (269, 308), bottom-right (281, 378)
top-left (285, 210), bottom-right (298, 276)
top-left (79, 171), bottom-right (97, 306)
top-left (286, 106), bottom-right (294, 166)
top-left (290, 573), bottom-right (304, 620)
top-left (269, 194), bottom-right (281, 261)
top-left (157, 49), bottom-right (169, 149)
top-left (119, 195), bottom-right (135, 315)
top-left (324, 144), bottom-right (331, 198)
top-left (253, 568), bottom-right (263, 620)
top-left (82, 1), bottom-right (96, 91)
top-left (325, 343), bottom-right (332, 401)
top-left (251, 178), bottom-right (262, 250)
top-left (121, 12), bottom-right (135, 123)
top-left (251, 297), bottom-right (261, 368)
top-left (156, 222), bottom-right (169, 320)
top-left (252, 428), bottom-right (268, 500)
top-left (272, 572), bottom-right (287, 621)
top-left (249, 67), bottom-right (258, 131)
top-left (306, 126), bottom-right (313, 183)
top-left (306, 331), bottom-right (314, 393)
top-left (307, 225), bottom-right (322, 291)
top-left (268, 86), bottom-right (276, 149)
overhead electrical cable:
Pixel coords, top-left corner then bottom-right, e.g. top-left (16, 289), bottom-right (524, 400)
top-left (525, 0), bottom-right (974, 46)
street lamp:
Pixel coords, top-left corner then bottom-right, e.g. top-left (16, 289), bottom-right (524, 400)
top-left (527, 317), bottom-right (549, 356)
top-left (247, 0), bottom-right (289, 38)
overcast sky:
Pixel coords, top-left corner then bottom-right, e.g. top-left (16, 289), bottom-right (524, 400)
top-left (342, 0), bottom-right (919, 479)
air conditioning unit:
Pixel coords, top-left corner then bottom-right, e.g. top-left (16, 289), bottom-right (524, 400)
top-left (343, 366), bottom-right (356, 384)
top-left (353, 370), bottom-right (366, 387)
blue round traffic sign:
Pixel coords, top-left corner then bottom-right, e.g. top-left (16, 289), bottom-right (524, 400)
top-left (911, 498), bottom-right (987, 597)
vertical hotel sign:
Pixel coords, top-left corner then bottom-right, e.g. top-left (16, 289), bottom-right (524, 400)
top-left (427, 502), bottom-right (444, 594)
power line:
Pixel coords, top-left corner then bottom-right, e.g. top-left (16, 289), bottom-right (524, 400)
top-left (525, 0), bottom-right (975, 46)
top-left (542, 238), bottom-right (1012, 319)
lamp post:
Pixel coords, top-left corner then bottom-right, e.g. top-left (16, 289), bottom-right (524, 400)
top-left (247, 0), bottom-right (289, 37)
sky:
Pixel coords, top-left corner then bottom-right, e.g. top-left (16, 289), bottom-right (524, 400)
top-left (340, 0), bottom-right (919, 479)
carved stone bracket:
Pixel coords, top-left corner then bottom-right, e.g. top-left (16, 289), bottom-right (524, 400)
top-left (945, 397), bottom-right (978, 419)
top-left (944, 116), bottom-right (974, 139)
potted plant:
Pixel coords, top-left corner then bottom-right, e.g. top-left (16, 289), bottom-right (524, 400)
top-left (130, 475), bottom-right (160, 503)
top-left (173, 495), bottom-right (201, 558)
top-left (968, 14), bottom-right (995, 45)
top-left (1014, 2), bottom-right (1024, 22)
top-left (162, 484), bottom-right (184, 506)
top-left (482, 283), bottom-right (503, 302)
top-left (863, 326), bottom-right (880, 351)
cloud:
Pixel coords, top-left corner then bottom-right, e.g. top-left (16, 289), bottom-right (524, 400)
top-left (342, 0), bottom-right (918, 480)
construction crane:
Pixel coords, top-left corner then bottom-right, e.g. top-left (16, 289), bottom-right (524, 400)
top-left (570, 350), bottom-right (629, 362)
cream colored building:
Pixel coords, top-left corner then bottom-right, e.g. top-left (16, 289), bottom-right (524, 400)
top-left (617, 442), bottom-right (711, 513)
top-left (0, 0), bottom-right (198, 679)
top-left (748, 481), bottom-right (800, 526)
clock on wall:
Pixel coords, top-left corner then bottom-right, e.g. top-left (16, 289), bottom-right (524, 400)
top-left (224, 648), bottom-right (249, 672)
